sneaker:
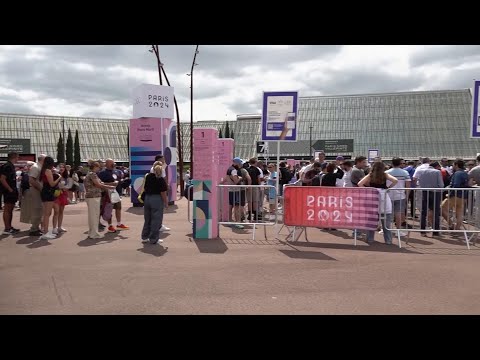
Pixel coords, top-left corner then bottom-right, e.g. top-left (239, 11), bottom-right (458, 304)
top-left (2, 228), bottom-right (15, 235)
top-left (152, 239), bottom-right (164, 244)
top-left (378, 229), bottom-right (384, 234)
top-left (107, 225), bottom-right (117, 233)
top-left (234, 224), bottom-right (244, 229)
top-left (160, 225), bottom-right (171, 231)
top-left (10, 227), bottom-right (20, 234)
top-left (398, 231), bottom-right (408, 237)
top-left (29, 230), bottom-right (43, 236)
top-left (116, 224), bottom-right (129, 230)
top-left (52, 228), bottom-right (59, 235)
top-left (141, 239), bottom-right (149, 243)
top-left (40, 232), bottom-right (56, 240)
top-left (88, 235), bottom-right (104, 239)
top-left (58, 227), bottom-right (67, 232)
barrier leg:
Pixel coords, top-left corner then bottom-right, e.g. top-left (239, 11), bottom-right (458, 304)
top-left (264, 224), bottom-right (267, 241)
top-left (293, 227), bottom-right (296, 242)
top-left (354, 229), bottom-right (357, 246)
top-left (397, 230), bottom-right (402, 249)
top-left (304, 227), bottom-right (308, 241)
top-left (464, 231), bottom-right (470, 250)
top-left (252, 223), bottom-right (256, 242)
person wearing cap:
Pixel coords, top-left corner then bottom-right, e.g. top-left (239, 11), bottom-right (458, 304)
top-left (335, 156), bottom-right (344, 167)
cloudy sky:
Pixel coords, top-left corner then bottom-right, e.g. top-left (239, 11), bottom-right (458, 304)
top-left (0, 45), bottom-right (479, 121)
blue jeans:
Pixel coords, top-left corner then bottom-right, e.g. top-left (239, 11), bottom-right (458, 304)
top-left (366, 213), bottom-right (393, 244)
top-left (142, 194), bottom-right (165, 244)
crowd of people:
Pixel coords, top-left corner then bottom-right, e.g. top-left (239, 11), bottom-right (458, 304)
top-left (221, 152), bottom-right (480, 243)
top-left (2, 149), bottom-right (479, 245)
top-left (0, 152), bottom-right (134, 241)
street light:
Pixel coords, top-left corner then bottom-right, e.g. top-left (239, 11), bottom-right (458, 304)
top-left (189, 45), bottom-right (199, 177)
top-left (309, 125), bottom-right (313, 158)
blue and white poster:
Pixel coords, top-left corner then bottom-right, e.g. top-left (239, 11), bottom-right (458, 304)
top-left (471, 80), bottom-right (480, 138)
top-left (368, 149), bottom-right (379, 163)
top-left (261, 91), bottom-right (298, 142)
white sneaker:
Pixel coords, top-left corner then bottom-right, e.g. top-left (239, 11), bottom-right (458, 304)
top-left (160, 225), bottom-right (171, 231)
top-left (52, 228), bottom-right (59, 235)
top-left (152, 239), bottom-right (164, 244)
top-left (40, 232), bottom-right (56, 240)
top-left (59, 227), bottom-right (67, 232)
top-left (398, 231), bottom-right (408, 237)
top-left (141, 239), bottom-right (149, 243)
top-left (378, 229), bottom-right (384, 234)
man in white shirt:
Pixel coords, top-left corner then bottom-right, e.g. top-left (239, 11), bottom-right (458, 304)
top-left (386, 157), bottom-right (411, 236)
top-left (341, 160), bottom-right (354, 187)
top-left (299, 157), bottom-right (317, 186)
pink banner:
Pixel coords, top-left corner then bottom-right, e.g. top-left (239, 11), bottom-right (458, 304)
top-left (284, 187), bottom-right (380, 230)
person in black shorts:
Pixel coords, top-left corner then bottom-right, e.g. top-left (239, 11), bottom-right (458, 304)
top-left (0, 152), bottom-right (20, 235)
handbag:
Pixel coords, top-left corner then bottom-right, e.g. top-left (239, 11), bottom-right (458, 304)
top-left (109, 189), bottom-right (121, 204)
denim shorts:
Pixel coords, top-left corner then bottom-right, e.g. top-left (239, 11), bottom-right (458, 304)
top-left (392, 199), bottom-right (406, 214)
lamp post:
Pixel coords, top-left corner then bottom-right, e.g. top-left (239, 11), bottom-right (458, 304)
top-left (62, 118), bottom-right (66, 162)
top-left (187, 45), bottom-right (199, 177)
top-left (309, 125), bottom-right (313, 158)
top-left (149, 45), bottom-right (185, 197)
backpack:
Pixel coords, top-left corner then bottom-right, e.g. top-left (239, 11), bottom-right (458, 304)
top-left (280, 167), bottom-right (292, 184)
top-left (239, 168), bottom-right (251, 185)
top-left (21, 172), bottom-right (30, 191)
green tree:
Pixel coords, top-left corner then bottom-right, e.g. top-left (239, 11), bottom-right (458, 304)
top-left (225, 121), bottom-right (231, 138)
top-left (74, 130), bottom-right (81, 169)
top-left (56, 133), bottom-right (65, 164)
top-left (66, 128), bottom-right (74, 166)
top-left (219, 127), bottom-right (223, 138)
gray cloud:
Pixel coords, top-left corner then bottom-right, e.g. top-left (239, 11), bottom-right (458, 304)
top-left (0, 45), bottom-right (479, 120)
top-left (304, 69), bottom-right (428, 96)
top-left (409, 45), bottom-right (480, 68)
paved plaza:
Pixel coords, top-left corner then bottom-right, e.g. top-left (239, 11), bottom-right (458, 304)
top-left (1, 197), bottom-right (480, 314)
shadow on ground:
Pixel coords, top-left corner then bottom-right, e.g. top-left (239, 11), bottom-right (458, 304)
top-left (284, 240), bottom-right (418, 254)
top-left (137, 244), bottom-right (168, 257)
top-left (279, 249), bottom-right (337, 261)
top-left (192, 238), bottom-right (228, 254)
top-left (26, 239), bottom-right (52, 249)
top-left (126, 207), bottom-right (144, 216)
top-left (77, 233), bottom-right (128, 247)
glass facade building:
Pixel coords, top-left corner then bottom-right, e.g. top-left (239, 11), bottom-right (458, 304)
top-left (0, 113), bottom-right (129, 162)
top-left (1, 89), bottom-right (477, 163)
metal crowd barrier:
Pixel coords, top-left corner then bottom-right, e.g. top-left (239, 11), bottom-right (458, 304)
top-left (187, 185), bottom-right (193, 224)
top-left (217, 184), bottom-right (278, 241)
top-left (384, 187), bottom-right (480, 249)
top-left (278, 183), bottom-right (309, 242)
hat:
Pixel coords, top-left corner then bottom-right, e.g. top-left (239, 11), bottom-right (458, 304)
top-left (321, 163), bottom-right (328, 170)
top-left (336, 156), bottom-right (344, 161)
top-left (233, 157), bottom-right (243, 165)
